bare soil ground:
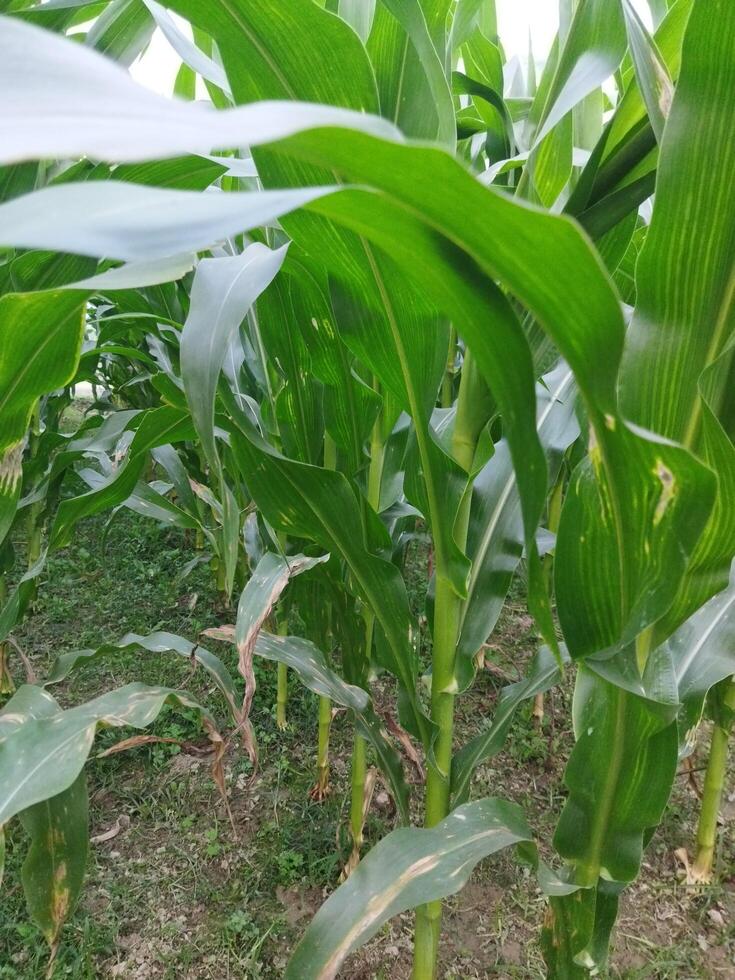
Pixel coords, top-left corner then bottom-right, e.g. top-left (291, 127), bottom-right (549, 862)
top-left (1, 513), bottom-right (733, 979)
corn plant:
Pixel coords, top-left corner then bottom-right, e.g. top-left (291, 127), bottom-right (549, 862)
top-left (2, 1), bottom-right (735, 978)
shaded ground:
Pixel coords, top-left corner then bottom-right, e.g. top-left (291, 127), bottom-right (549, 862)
top-left (1, 512), bottom-right (734, 979)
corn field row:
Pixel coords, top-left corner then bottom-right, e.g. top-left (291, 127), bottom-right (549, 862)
top-left (1, 0), bottom-right (734, 977)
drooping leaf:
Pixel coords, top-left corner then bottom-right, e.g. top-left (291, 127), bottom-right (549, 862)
top-left (141, 0), bottom-right (230, 93)
top-left (44, 630), bottom-right (242, 726)
top-left (286, 797), bottom-right (532, 979)
top-left (0, 682), bottom-right (214, 824)
top-left (0, 14), bottom-right (398, 165)
top-left (19, 773), bottom-right (89, 949)
top-left (246, 629), bottom-right (410, 822)
top-left (228, 420), bottom-right (430, 746)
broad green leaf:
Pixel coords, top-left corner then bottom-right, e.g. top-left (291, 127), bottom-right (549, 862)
top-left (379, 0), bottom-right (455, 145)
top-left (78, 467), bottom-right (203, 533)
top-left (180, 247), bottom-right (287, 593)
top-left (286, 797), bottom-right (531, 979)
top-left (531, 0), bottom-right (626, 145)
top-left (0, 14), bottom-right (398, 165)
top-left (165, 0), bottom-right (380, 112)
top-left (0, 182), bottom-right (336, 261)
top-left (542, 881), bottom-right (620, 980)
top-left (572, 0), bottom-right (692, 228)
top-left (262, 130), bottom-right (712, 655)
top-left (0, 298), bottom-right (91, 546)
top-left (93, 155), bottom-right (227, 190)
top-left (450, 0), bottom-right (497, 49)
top-left (9, 250), bottom-right (96, 292)
top-left (65, 254), bottom-right (196, 291)
top-left (368, 1), bottom-right (439, 141)
top-left (250, 269), bottom-right (324, 466)
top-left (605, 0), bottom-right (691, 160)
top-left (172, 0), bottom-right (479, 603)
top-left (0, 682), bottom-right (214, 823)
top-left (553, 667), bottom-right (678, 887)
top-left (619, 0), bottom-right (735, 640)
top-left (0, 291), bottom-right (86, 471)
top-left (282, 256), bottom-right (380, 475)
top-left (19, 773), bottom-right (89, 948)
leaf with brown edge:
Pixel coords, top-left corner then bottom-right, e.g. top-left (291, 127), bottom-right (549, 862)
top-left (286, 797), bottom-right (532, 979)
top-left (232, 551), bottom-right (330, 768)
top-left (19, 772), bottom-right (89, 954)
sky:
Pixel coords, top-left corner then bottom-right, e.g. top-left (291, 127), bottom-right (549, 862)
top-left (130, 2), bottom-right (654, 97)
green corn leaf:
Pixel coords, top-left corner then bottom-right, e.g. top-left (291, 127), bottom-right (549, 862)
top-left (0, 553), bottom-right (47, 645)
top-left (278, 256), bottom-right (380, 475)
top-left (166, 0), bottom-right (380, 112)
top-left (0, 290), bottom-right (86, 545)
top-left (228, 421), bottom-right (431, 747)
top-left (379, 0), bottom-right (455, 146)
top-left (44, 630), bottom-right (242, 726)
top-left (545, 659), bottom-right (679, 973)
top-left (141, 0), bottom-right (230, 93)
top-left (621, 0), bottom-right (673, 143)
top-left (0, 682), bottom-right (214, 824)
top-left (151, 444), bottom-right (198, 513)
top-left (179, 247), bottom-right (288, 592)
top-left (254, 631), bottom-right (411, 823)
top-left (286, 798), bottom-right (532, 979)
top-left (92, 155), bottom-right (227, 190)
top-left (256, 270), bottom-right (325, 467)
top-left (553, 666), bottom-right (679, 887)
top-left (168, 0), bottom-right (473, 601)
top-left (84, 0), bottom-right (154, 67)
top-left (572, 0), bottom-right (692, 225)
top-left (0, 182), bottom-right (336, 261)
top-left (78, 467), bottom-right (204, 533)
top-left (619, 0), bottom-right (735, 642)
top-left (0, 14), bottom-right (398, 165)
top-left (529, 0), bottom-right (626, 146)
top-left (368, 2), bottom-right (439, 141)
top-left (338, 0), bottom-right (375, 42)
top-left (668, 565), bottom-right (735, 754)
top-left (262, 130), bottom-right (712, 656)
top-left (0, 290), bottom-right (86, 458)
top-left (49, 406), bottom-right (195, 549)
top-left (604, 0), bottom-right (691, 163)
top-left (19, 773), bottom-right (89, 949)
